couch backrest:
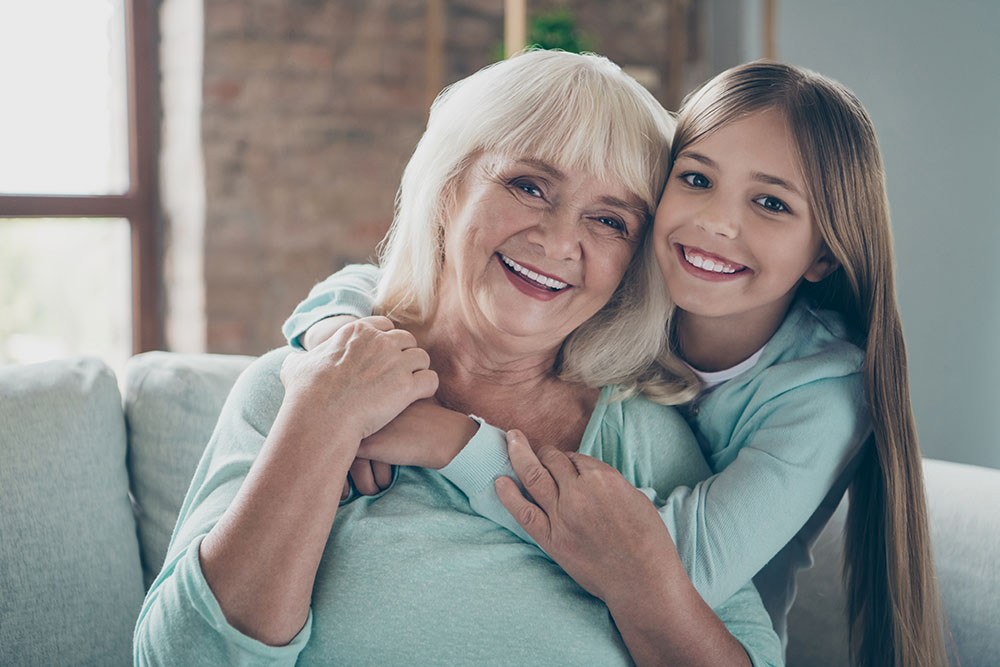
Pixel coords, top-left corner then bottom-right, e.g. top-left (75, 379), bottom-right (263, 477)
top-left (0, 357), bottom-right (145, 667)
top-left (788, 458), bottom-right (1000, 666)
top-left (123, 351), bottom-right (255, 588)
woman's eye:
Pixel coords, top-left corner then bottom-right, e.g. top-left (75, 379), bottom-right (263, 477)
top-left (513, 180), bottom-right (543, 198)
top-left (596, 216), bottom-right (626, 233)
top-left (754, 195), bottom-right (789, 213)
top-left (681, 172), bottom-right (711, 188)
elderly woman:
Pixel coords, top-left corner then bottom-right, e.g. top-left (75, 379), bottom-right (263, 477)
top-left (134, 51), bottom-right (780, 666)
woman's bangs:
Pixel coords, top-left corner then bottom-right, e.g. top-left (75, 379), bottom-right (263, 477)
top-left (486, 84), bottom-right (660, 211)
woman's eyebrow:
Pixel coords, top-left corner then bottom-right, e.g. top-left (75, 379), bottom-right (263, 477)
top-left (514, 158), bottom-right (566, 179)
top-left (599, 195), bottom-right (647, 219)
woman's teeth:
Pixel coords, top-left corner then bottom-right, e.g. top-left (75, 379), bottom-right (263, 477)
top-left (500, 254), bottom-right (568, 290)
top-left (682, 248), bottom-right (742, 274)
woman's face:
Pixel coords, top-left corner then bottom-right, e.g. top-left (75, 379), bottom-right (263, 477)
top-left (436, 152), bottom-right (647, 352)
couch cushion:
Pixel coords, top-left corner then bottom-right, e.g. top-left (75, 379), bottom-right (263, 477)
top-left (787, 458), bottom-right (1000, 665)
top-left (124, 351), bottom-right (255, 587)
top-left (0, 357), bottom-right (145, 666)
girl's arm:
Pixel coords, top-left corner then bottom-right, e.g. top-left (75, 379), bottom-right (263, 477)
top-left (434, 374), bottom-right (868, 612)
top-left (279, 266), bottom-right (866, 612)
top-left (282, 264), bottom-right (380, 350)
top-left (135, 321), bottom-right (436, 663)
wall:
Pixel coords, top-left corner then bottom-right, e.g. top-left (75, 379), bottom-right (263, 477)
top-left (743, 1), bottom-right (999, 468)
top-left (186, 0), bottom-right (702, 355)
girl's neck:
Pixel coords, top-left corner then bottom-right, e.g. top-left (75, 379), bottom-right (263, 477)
top-left (676, 300), bottom-right (792, 372)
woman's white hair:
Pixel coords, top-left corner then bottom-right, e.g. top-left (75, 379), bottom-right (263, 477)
top-left (375, 49), bottom-right (676, 392)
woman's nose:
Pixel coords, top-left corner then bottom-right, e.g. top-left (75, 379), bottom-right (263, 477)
top-left (528, 211), bottom-right (583, 260)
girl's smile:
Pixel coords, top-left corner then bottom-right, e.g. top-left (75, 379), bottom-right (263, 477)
top-left (675, 244), bottom-right (749, 281)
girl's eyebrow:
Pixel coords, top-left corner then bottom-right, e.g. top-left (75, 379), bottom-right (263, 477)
top-left (678, 150), bottom-right (803, 198)
top-left (750, 171), bottom-right (804, 198)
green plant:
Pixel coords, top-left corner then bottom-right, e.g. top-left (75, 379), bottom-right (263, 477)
top-left (493, 8), bottom-right (598, 61)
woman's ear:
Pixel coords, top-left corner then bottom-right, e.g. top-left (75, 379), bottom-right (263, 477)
top-left (803, 244), bottom-right (840, 283)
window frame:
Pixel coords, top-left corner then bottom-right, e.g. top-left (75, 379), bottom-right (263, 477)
top-left (0, 0), bottom-right (161, 353)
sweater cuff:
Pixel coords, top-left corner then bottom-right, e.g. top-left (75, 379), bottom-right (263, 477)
top-left (282, 292), bottom-right (375, 350)
top-left (438, 416), bottom-right (517, 496)
top-left (182, 534), bottom-right (313, 657)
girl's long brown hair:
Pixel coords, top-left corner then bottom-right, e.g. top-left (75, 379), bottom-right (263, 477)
top-left (665, 62), bottom-right (949, 666)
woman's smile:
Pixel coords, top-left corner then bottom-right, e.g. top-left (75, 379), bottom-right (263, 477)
top-left (497, 253), bottom-right (572, 301)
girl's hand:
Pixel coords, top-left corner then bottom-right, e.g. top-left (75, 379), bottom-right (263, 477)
top-left (341, 458), bottom-right (394, 498)
top-left (280, 316), bottom-right (439, 443)
top-left (494, 429), bottom-right (680, 606)
top-left (356, 399), bottom-right (480, 469)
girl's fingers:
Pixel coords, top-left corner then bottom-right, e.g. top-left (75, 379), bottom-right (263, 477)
top-left (341, 479), bottom-right (351, 500)
top-left (372, 460), bottom-right (393, 489)
top-left (506, 430), bottom-right (558, 508)
top-left (349, 457), bottom-right (379, 496)
top-left (495, 476), bottom-right (551, 542)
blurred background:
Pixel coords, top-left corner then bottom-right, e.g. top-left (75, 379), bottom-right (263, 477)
top-left (0, 0), bottom-right (996, 469)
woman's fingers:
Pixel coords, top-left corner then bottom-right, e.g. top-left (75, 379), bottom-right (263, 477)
top-left (401, 346), bottom-right (432, 371)
top-left (495, 476), bottom-right (551, 542)
top-left (505, 430), bottom-right (559, 505)
top-left (411, 368), bottom-right (439, 399)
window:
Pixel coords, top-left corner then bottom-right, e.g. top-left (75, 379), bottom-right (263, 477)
top-left (0, 0), bottom-right (160, 369)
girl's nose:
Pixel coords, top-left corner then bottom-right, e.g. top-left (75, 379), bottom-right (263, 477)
top-left (695, 196), bottom-right (741, 239)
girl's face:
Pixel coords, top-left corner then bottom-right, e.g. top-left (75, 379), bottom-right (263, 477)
top-left (652, 109), bottom-right (837, 334)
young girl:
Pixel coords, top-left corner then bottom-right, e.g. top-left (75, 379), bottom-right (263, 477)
top-left (282, 61), bottom-right (947, 666)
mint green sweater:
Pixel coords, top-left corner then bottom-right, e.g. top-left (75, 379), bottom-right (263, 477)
top-left (282, 265), bottom-right (871, 645)
top-left (133, 348), bottom-right (782, 665)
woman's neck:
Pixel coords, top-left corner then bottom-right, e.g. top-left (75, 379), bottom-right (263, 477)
top-left (403, 306), bottom-right (599, 452)
top-left (407, 310), bottom-right (564, 402)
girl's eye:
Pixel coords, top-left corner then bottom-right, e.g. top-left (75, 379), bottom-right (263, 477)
top-left (754, 195), bottom-right (790, 213)
top-left (681, 172), bottom-right (711, 188)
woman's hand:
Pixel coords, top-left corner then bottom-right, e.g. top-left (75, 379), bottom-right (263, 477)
top-left (280, 316), bottom-right (439, 442)
top-left (493, 430), bottom-right (678, 605)
top-left (494, 430), bottom-right (751, 667)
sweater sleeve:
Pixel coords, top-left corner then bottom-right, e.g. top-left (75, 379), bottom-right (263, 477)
top-left (658, 373), bottom-right (869, 607)
top-left (134, 349), bottom-right (312, 666)
top-left (438, 374), bottom-right (868, 611)
top-left (281, 264), bottom-right (380, 350)
top-left (713, 581), bottom-right (784, 667)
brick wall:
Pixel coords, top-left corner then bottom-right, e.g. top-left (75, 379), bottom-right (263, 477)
top-left (194, 0), bottom-right (701, 354)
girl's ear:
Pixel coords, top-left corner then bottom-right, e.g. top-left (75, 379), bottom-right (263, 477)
top-left (804, 244), bottom-right (840, 283)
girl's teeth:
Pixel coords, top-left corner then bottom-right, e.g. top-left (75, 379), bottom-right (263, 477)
top-left (683, 248), bottom-right (739, 274)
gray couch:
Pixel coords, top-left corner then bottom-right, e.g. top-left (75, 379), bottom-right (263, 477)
top-left (1, 352), bottom-right (997, 666)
